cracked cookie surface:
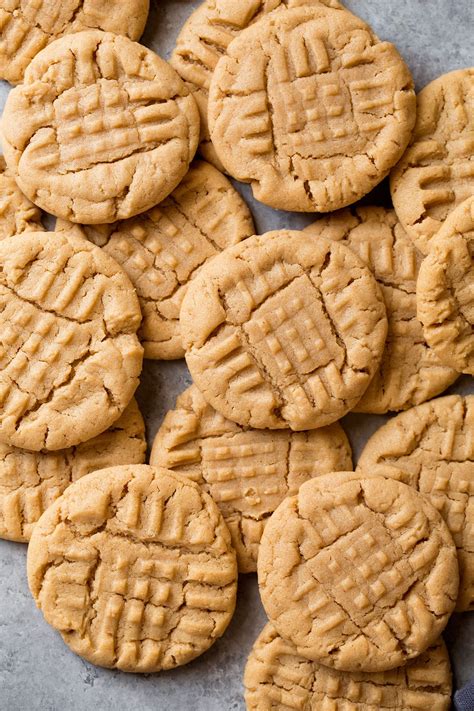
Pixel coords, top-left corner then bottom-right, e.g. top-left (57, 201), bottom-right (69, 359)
top-left (417, 196), bottom-right (474, 375)
top-left (181, 230), bottom-right (388, 431)
top-left (208, 5), bottom-right (415, 212)
top-left (358, 394), bottom-right (474, 612)
top-left (305, 207), bottom-right (458, 413)
top-left (150, 385), bottom-right (352, 572)
top-left (27, 464), bottom-right (238, 672)
top-left (0, 399), bottom-right (146, 543)
top-left (0, 230), bottom-right (143, 451)
top-left (0, 156), bottom-right (44, 239)
top-left (171, 0), bottom-right (342, 170)
top-left (1, 30), bottom-right (200, 224)
top-left (244, 624), bottom-right (452, 710)
top-left (258, 473), bottom-right (458, 672)
top-left (391, 68), bottom-right (474, 255)
top-left (56, 160), bottom-right (255, 360)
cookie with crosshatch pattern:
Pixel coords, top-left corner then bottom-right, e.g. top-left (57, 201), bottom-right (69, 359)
top-left (0, 399), bottom-right (146, 543)
top-left (391, 68), bottom-right (474, 255)
top-left (27, 464), bottom-right (238, 672)
top-left (358, 394), bottom-right (474, 612)
top-left (1, 30), bottom-right (200, 224)
top-left (208, 5), bottom-right (415, 212)
top-left (180, 230), bottom-right (387, 431)
top-left (0, 156), bottom-right (44, 239)
top-left (244, 624), bottom-right (452, 711)
top-left (56, 160), bottom-right (255, 360)
top-left (150, 385), bottom-right (352, 572)
top-left (258, 472), bottom-right (458, 672)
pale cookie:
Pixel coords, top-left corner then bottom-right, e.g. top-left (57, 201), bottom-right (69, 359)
top-left (391, 68), bottom-right (474, 255)
top-left (417, 196), bottom-right (474, 375)
top-left (56, 160), bottom-right (255, 360)
top-left (0, 230), bottom-right (143, 452)
top-left (0, 155), bottom-right (44, 239)
top-left (27, 464), bottom-right (238, 672)
top-left (245, 624), bottom-right (452, 711)
top-left (305, 207), bottom-right (458, 413)
top-left (150, 385), bottom-right (352, 573)
top-left (258, 473), bottom-right (459, 672)
top-left (181, 230), bottom-right (388, 431)
top-left (358, 394), bottom-right (474, 612)
top-left (171, 0), bottom-right (343, 169)
top-left (0, 0), bottom-right (150, 85)
top-left (208, 6), bottom-right (415, 212)
top-left (0, 399), bottom-right (146, 543)
top-left (1, 31), bottom-right (200, 224)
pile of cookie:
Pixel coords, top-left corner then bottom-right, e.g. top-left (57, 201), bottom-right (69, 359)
top-left (0, 0), bottom-right (472, 708)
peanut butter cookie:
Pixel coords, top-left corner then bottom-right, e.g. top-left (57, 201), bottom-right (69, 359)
top-left (150, 385), bottom-right (352, 572)
top-left (1, 30), bottom-right (200, 224)
top-left (27, 464), bottom-right (238, 672)
top-left (258, 473), bottom-right (458, 671)
top-left (0, 156), bottom-right (44, 239)
top-left (181, 230), bottom-right (388, 431)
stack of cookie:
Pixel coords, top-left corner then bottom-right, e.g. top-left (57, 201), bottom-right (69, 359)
top-left (0, 0), bottom-right (472, 706)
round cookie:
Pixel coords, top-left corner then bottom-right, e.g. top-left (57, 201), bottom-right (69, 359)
top-left (258, 472), bottom-right (459, 672)
top-left (304, 207), bottom-right (458, 413)
top-left (0, 230), bottom-right (143, 451)
top-left (27, 464), bottom-right (238, 672)
top-left (208, 6), bottom-right (415, 212)
top-left (417, 196), bottom-right (474, 375)
top-left (0, 0), bottom-right (150, 85)
top-left (150, 385), bottom-right (352, 572)
top-left (244, 624), bottom-right (452, 711)
top-left (56, 160), bottom-right (255, 360)
top-left (1, 30), bottom-right (200, 224)
top-left (171, 0), bottom-right (343, 169)
top-left (0, 156), bottom-right (44, 239)
top-left (181, 230), bottom-right (388, 431)
top-left (0, 399), bottom-right (146, 543)
top-left (391, 68), bottom-right (474, 255)
top-left (358, 394), bottom-right (474, 612)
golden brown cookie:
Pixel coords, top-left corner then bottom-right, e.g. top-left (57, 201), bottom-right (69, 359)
top-left (244, 624), bottom-right (452, 711)
top-left (27, 464), bottom-right (238, 672)
top-left (1, 30), bottom-right (200, 224)
top-left (391, 68), bottom-right (474, 255)
top-left (56, 160), bottom-right (255, 360)
top-left (208, 6), bottom-right (415, 212)
top-left (0, 399), bottom-right (146, 543)
top-left (0, 0), bottom-right (150, 85)
top-left (358, 394), bottom-right (474, 612)
top-left (171, 0), bottom-right (343, 169)
top-left (417, 196), bottom-right (474, 375)
top-left (0, 155), bottom-right (44, 239)
top-left (150, 385), bottom-right (352, 572)
top-left (304, 207), bottom-right (458, 413)
top-left (181, 230), bottom-right (388, 431)
top-left (0, 230), bottom-right (143, 451)
top-left (258, 472), bottom-right (459, 672)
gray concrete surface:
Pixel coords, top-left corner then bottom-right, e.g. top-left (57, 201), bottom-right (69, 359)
top-left (0, 1), bottom-right (473, 709)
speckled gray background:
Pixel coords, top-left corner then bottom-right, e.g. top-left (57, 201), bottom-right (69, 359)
top-left (0, 1), bottom-right (473, 709)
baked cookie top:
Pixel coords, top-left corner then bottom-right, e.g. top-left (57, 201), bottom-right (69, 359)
top-left (56, 160), bottom-right (255, 360)
top-left (305, 207), bottom-right (458, 413)
top-left (244, 624), bottom-right (452, 711)
top-left (150, 385), bottom-right (352, 572)
top-left (181, 230), bottom-right (387, 430)
top-left (208, 5), bottom-right (415, 212)
top-left (358, 394), bottom-right (474, 612)
top-left (0, 0), bottom-right (150, 84)
top-left (258, 473), bottom-right (459, 672)
top-left (417, 196), bottom-right (474, 375)
top-left (0, 398), bottom-right (146, 543)
top-left (27, 464), bottom-right (238, 672)
top-left (0, 156), bottom-right (44, 239)
top-left (0, 230), bottom-right (143, 451)
top-left (391, 68), bottom-right (474, 254)
top-left (1, 30), bottom-right (200, 224)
